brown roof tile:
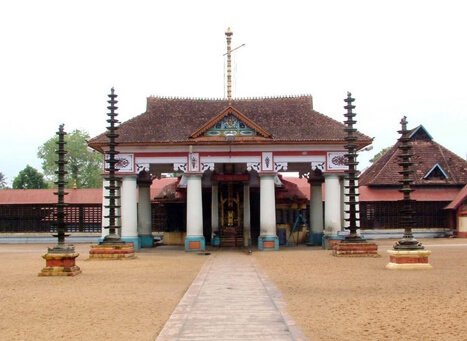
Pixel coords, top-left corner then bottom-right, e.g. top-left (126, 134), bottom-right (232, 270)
top-left (89, 96), bottom-right (372, 149)
top-left (359, 128), bottom-right (467, 186)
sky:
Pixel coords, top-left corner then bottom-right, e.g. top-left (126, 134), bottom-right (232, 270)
top-left (0, 0), bottom-right (466, 186)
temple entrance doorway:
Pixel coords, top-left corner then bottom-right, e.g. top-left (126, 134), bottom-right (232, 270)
top-left (218, 182), bottom-right (244, 247)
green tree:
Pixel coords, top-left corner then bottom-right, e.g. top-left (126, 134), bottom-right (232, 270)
top-left (370, 146), bottom-right (392, 163)
top-left (38, 129), bottom-right (103, 188)
top-left (12, 165), bottom-right (48, 189)
top-left (0, 172), bottom-right (7, 188)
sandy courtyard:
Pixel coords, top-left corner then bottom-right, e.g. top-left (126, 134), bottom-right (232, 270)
top-left (0, 239), bottom-right (466, 340)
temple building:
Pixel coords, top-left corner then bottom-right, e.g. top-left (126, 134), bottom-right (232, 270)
top-left (359, 125), bottom-right (467, 234)
top-left (88, 30), bottom-right (372, 251)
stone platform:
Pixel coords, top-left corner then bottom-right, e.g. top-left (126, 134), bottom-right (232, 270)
top-left (88, 243), bottom-right (135, 260)
top-left (332, 241), bottom-right (380, 257)
top-left (38, 252), bottom-right (81, 276)
top-left (386, 249), bottom-right (432, 269)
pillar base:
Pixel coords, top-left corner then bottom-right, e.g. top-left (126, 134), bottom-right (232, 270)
top-left (39, 252), bottom-right (81, 276)
top-left (211, 235), bottom-right (220, 247)
top-left (322, 235), bottom-right (343, 250)
top-left (307, 232), bottom-right (323, 246)
top-left (386, 249), bottom-right (432, 270)
top-left (258, 236), bottom-right (279, 251)
top-left (333, 241), bottom-right (380, 257)
top-left (88, 243), bottom-right (136, 260)
top-left (139, 235), bottom-right (154, 248)
top-left (185, 236), bottom-right (206, 252)
top-left (120, 237), bottom-right (141, 250)
top-left (457, 231), bottom-right (467, 238)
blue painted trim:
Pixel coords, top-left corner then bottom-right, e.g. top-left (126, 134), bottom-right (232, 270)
top-left (184, 236), bottom-right (206, 252)
top-left (211, 235), bottom-right (220, 247)
top-left (139, 235), bottom-right (154, 248)
top-left (120, 236), bottom-right (141, 250)
top-left (258, 236), bottom-right (279, 251)
top-left (308, 232), bottom-right (324, 246)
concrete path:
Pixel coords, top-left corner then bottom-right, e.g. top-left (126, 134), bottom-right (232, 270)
top-left (156, 250), bottom-right (308, 341)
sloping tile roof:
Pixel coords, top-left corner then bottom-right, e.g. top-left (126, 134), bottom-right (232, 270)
top-left (0, 180), bottom-right (181, 205)
top-left (88, 96), bottom-right (372, 149)
top-left (359, 131), bottom-right (467, 186)
top-left (0, 189), bottom-right (102, 205)
top-left (445, 184), bottom-right (467, 210)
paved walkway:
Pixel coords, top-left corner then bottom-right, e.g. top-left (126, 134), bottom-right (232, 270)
top-left (156, 251), bottom-right (308, 341)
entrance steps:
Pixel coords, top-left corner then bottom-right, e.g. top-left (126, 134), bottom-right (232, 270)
top-left (220, 235), bottom-right (243, 247)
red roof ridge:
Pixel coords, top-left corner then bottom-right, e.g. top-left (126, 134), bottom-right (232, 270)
top-left (146, 94), bottom-right (313, 103)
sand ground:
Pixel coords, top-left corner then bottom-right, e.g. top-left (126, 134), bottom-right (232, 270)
top-left (0, 239), bottom-right (466, 341)
top-left (255, 238), bottom-right (467, 341)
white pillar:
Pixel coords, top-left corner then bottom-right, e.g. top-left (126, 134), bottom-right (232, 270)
top-left (310, 181), bottom-right (324, 243)
top-left (243, 183), bottom-right (251, 247)
top-left (185, 173), bottom-right (205, 251)
top-left (324, 174), bottom-right (342, 236)
top-left (259, 173), bottom-right (278, 250)
top-left (121, 175), bottom-right (140, 249)
top-left (342, 177), bottom-right (349, 230)
top-left (211, 183), bottom-right (219, 236)
top-left (137, 181), bottom-right (153, 247)
top-left (101, 178), bottom-right (109, 239)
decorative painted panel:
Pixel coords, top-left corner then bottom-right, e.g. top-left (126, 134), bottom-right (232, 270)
top-left (188, 152), bottom-right (200, 172)
top-left (105, 153), bottom-right (134, 173)
top-left (205, 114), bottom-right (256, 137)
top-left (262, 152), bottom-right (273, 171)
top-left (327, 152), bottom-right (348, 171)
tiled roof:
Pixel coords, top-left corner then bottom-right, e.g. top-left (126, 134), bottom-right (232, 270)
top-left (0, 180), bottom-right (180, 205)
top-left (0, 188), bottom-right (102, 205)
top-left (359, 129), bottom-right (467, 186)
top-left (445, 184), bottom-right (467, 210)
top-left (88, 96), bottom-right (372, 149)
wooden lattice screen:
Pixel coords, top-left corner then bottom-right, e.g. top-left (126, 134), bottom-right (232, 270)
top-left (360, 201), bottom-right (449, 229)
top-left (0, 204), bottom-right (102, 233)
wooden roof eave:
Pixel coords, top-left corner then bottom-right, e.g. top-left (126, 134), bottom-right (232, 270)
top-left (87, 138), bottom-right (372, 153)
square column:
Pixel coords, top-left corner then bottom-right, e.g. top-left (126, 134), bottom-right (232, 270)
top-left (243, 183), bottom-right (251, 248)
top-left (137, 173), bottom-right (153, 248)
top-left (120, 175), bottom-right (140, 250)
top-left (211, 183), bottom-right (220, 246)
top-left (309, 182), bottom-right (324, 245)
top-left (185, 173), bottom-right (205, 251)
top-left (323, 174), bottom-right (342, 249)
top-left (258, 173), bottom-right (279, 251)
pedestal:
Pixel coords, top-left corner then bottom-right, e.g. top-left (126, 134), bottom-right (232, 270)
top-left (322, 235), bottom-right (343, 250)
top-left (184, 236), bottom-right (206, 252)
top-left (88, 243), bottom-right (136, 260)
top-left (258, 236), bottom-right (279, 251)
top-left (38, 252), bottom-right (81, 276)
top-left (333, 241), bottom-right (380, 257)
top-left (386, 249), bottom-right (432, 269)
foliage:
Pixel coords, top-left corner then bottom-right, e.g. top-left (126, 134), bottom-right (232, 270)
top-left (37, 129), bottom-right (103, 188)
top-left (370, 146), bottom-right (391, 164)
top-left (0, 172), bottom-right (7, 189)
top-left (12, 165), bottom-right (48, 189)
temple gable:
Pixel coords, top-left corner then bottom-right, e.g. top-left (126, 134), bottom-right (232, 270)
top-left (190, 106), bottom-right (272, 139)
